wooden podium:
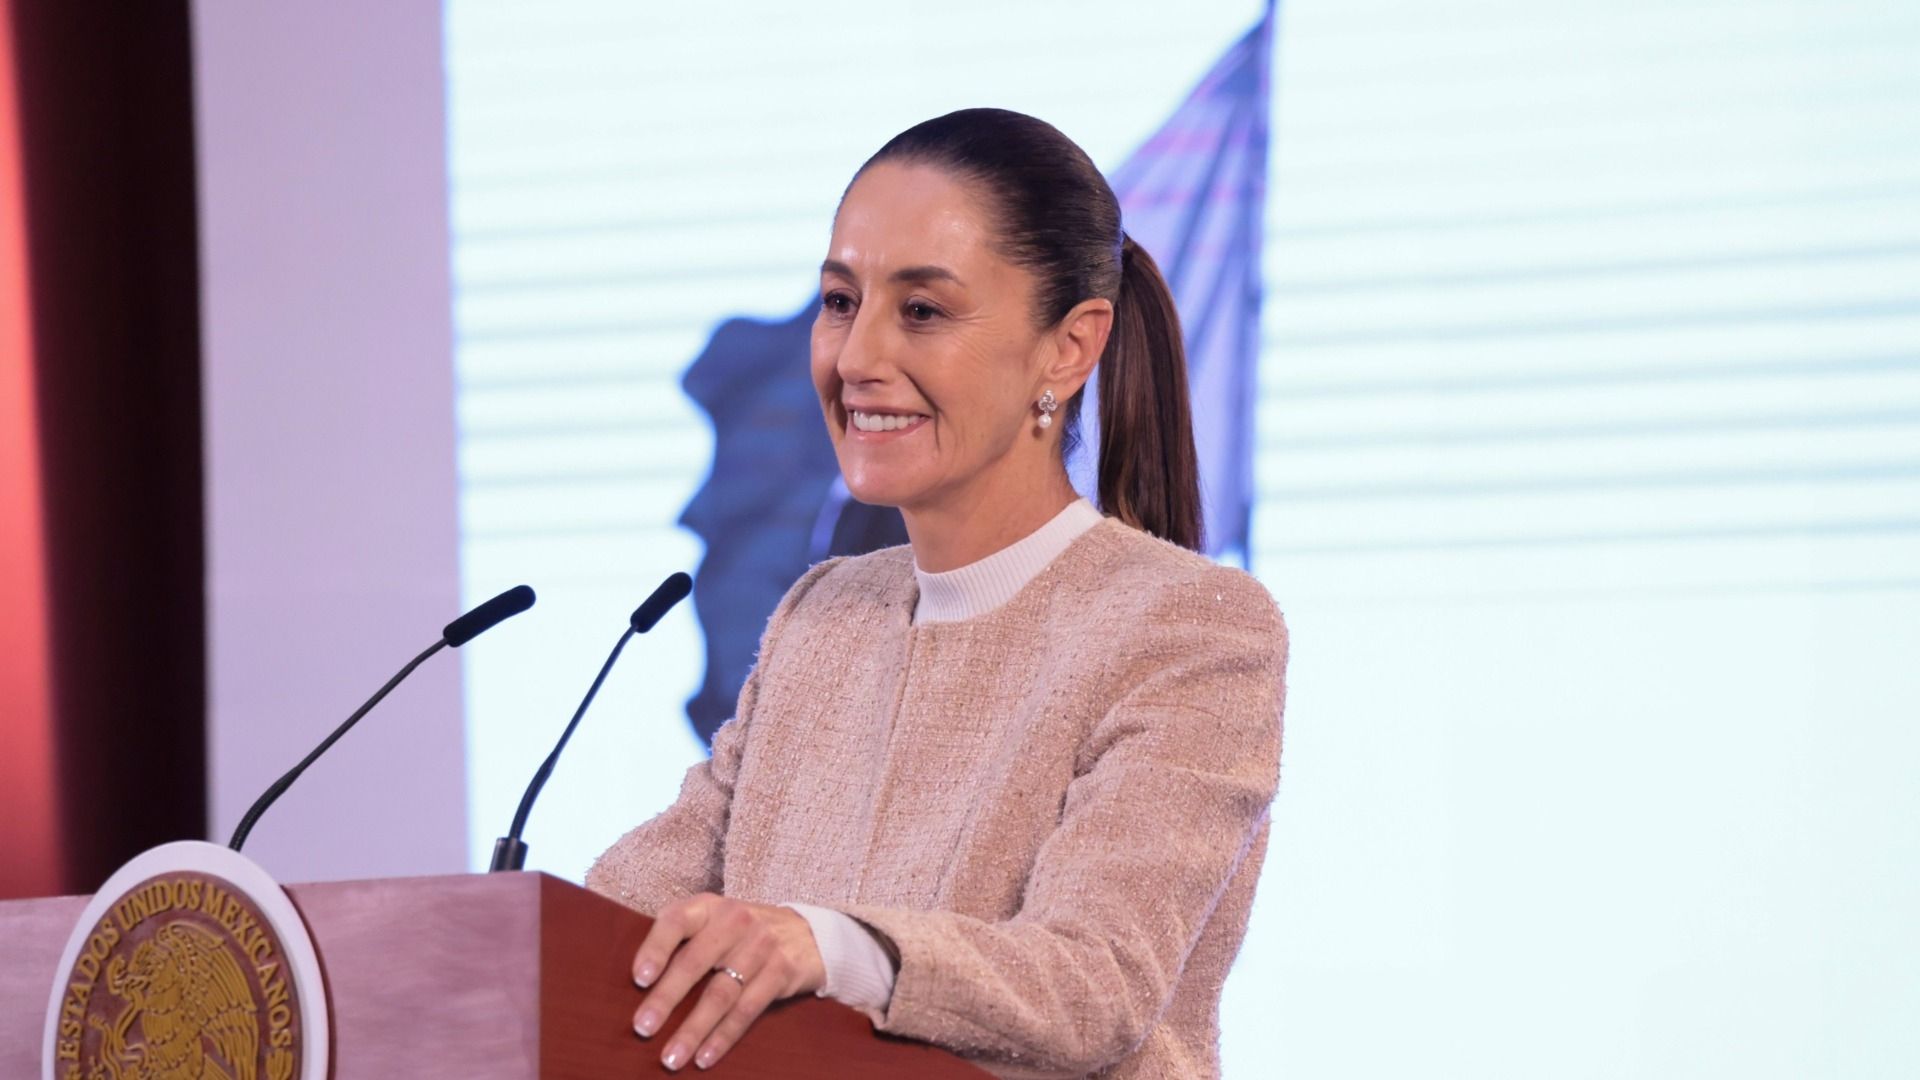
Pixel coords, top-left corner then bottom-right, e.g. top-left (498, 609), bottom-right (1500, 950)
top-left (0, 872), bottom-right (991, 1079)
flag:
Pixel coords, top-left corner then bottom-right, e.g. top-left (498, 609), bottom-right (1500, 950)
top-left (1077, 1), bottom-right (1274, 559)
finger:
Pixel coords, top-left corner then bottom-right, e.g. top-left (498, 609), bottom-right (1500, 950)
top-left (636, 902), bottom-right (751, 1039)
top-left (691, 963), bottom-right (787, 1071)
top-left (634, 893), bottom-right (717, 988)
top-left (659, 963), bottom-right (754, 1071)
top-left (660, 934), bottom-right (774, 1070)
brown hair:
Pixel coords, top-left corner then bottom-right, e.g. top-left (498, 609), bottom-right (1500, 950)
top-left (853, 108), bottom-right (1203, 550)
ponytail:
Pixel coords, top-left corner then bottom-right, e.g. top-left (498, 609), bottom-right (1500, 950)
top-left (1096, 235), bottom-right (1202, 550)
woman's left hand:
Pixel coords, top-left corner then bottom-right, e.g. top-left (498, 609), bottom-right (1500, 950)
top-left (630, 892), bottom-right (827, 1071)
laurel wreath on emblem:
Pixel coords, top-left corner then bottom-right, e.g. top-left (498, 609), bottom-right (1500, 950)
top-left (82, 921), bottom-right (293, 1080)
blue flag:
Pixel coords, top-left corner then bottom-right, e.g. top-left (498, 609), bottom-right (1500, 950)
top-left (1074, 3), bottom-right (1274, 559)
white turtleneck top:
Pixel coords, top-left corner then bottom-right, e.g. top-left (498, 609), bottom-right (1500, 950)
top-left (783, 497), bottom-right (1106, 1018)
top-left (909, 497), bottom-right (1108, 624)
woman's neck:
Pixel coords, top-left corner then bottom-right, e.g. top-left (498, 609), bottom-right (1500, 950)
top-left (900, 467), bottom-right (1082, 573)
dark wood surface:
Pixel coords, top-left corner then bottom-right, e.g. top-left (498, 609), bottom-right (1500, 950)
top-left (0, 872), bottom-right (992, 1079)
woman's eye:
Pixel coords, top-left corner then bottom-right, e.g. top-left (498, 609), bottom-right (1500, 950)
top-left (820, 291), bottom-right (855, 316)
top-left (905, 301), bottom-right (940, 323)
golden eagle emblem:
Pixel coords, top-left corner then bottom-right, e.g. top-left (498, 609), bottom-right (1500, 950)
top-left (85, 921), bottom-right (287, 1080)
top-left (48, 860), bottom-right (312, 1080)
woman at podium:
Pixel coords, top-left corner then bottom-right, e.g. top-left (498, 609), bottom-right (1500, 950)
top-left (588, 108), bottom-right (1288, 1079)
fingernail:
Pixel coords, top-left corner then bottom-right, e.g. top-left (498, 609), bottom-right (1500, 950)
top-left (635, 1010), bottom-right (659, 1038)
top-left (663, 1044), bottom-right (686, 1071)
top-left (635, 962), bottom-right (657, 987)
top-left (696, 1046), bottom-right (718, 1070)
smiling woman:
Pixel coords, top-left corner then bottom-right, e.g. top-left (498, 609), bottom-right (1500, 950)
top-left (586, 108), bottom-right (1286, 1079)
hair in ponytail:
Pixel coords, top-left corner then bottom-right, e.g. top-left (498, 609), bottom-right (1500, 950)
top-left (854, 108), bottom-right (1205, 550)
top-left (1098, 236), bottom-right (1202, 549)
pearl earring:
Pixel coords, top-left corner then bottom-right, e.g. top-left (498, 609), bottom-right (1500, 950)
top-left (1036, 389), bottom-right (1059, 430)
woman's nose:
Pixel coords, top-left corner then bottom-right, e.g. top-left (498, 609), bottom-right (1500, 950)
top-left (834, 305), bottom-right (892, 386)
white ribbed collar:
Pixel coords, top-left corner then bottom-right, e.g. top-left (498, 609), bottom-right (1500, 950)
top-left (912, 498), bottom-right (1105, 625)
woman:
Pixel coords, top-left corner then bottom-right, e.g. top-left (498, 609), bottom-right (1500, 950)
top-left (587, 107), bottom-right (1287, 1079)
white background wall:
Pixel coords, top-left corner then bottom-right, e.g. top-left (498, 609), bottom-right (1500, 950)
top-left (193, 1), bottom-right (470, 883)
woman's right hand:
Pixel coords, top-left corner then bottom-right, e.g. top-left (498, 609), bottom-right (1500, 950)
top-left (630, 892), bottom-right (826, 1072)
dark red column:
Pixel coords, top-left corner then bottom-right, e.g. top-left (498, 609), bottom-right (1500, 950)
top-left (3, 0), bottom-right (206, 898)
top-left (0, 0), bottom-right (61, 901)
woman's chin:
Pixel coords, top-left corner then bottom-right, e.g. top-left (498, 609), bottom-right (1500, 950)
top-left (839, 469), bottom-right (925, 510)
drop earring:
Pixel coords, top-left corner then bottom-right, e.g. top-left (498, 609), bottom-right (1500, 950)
top-left (1036, 389), bottom-right (1058, 430)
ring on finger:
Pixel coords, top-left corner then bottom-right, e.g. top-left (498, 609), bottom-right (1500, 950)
top-left (716, 965), bottom-right (747, 986)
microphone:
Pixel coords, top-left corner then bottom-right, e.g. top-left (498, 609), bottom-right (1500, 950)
top-left (444, 584), bottom-right (539, 646)
top-left (488, 571), bottom-right (692, 872)
top-left (227, 584), bottom-right (536, 853)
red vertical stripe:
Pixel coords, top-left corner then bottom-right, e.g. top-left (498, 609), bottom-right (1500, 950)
top-left (0, 0), bottom-right (62, 900)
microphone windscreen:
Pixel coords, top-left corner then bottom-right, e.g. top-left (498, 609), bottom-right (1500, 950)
top-left (630, 572), bottom-right (693, 633)
top-left (444, 584), bottom-right (536, 647)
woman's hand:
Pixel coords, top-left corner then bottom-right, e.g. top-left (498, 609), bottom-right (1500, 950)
top-left (631, 892), bottom-right (826, 1071)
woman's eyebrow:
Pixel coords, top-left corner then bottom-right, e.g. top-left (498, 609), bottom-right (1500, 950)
top-left (820, 258), bottom-right (964, 287)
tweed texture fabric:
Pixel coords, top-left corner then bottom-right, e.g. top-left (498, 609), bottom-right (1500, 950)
top-left (586, 517), bottom-right (1288, 1078)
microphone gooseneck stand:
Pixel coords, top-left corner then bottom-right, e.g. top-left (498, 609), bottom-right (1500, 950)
top-left (488, 571), bottom-right (692, 872)
top-left (228, 584), bottom-right (537, 853)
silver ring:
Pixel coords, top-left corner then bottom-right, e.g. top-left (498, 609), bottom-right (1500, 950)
top-left (717, 965), bottom-right (746, 986)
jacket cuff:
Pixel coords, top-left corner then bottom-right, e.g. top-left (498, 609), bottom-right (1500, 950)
top-left (782, 902), bottom-right (898, 1020)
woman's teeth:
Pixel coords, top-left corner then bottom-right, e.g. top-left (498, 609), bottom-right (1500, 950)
top-left (851, 411), bottom-right (925, 433)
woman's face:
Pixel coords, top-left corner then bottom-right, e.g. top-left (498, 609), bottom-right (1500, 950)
top-left (811, 161), bottom-right (1061, 512)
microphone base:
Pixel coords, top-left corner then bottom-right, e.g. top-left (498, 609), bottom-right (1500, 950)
top-left (488, 836), bottom-right (528, 873)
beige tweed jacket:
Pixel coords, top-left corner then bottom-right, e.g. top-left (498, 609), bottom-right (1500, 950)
top-left (587, 517), bottom-right (1288, 1078)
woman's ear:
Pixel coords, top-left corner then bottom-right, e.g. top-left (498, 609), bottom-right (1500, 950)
top-left (1043, 297), bottom-right (1113, 400)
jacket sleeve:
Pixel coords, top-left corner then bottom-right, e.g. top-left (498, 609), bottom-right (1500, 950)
top-left (584, 558), bottom-right (842, 914)
top-left (584, 677), bottom-right (755, 913)
top-left (838, 570), bottom-right (1287, 1077)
